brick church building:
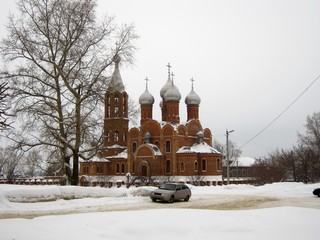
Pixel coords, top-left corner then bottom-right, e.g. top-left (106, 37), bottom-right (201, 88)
top-left (80, 56), bottom-right (223, 186)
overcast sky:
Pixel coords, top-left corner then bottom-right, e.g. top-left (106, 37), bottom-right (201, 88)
top-left (1, 0), bottom-right (320, 158)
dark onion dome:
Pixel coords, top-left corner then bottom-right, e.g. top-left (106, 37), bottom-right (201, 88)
top-left (108, 54), bottom-right (125, 92)
top-left (164, 82), bottom-right (181, 102)
top-left (185, 87), bottom-right (201, 105)
top-left (139, 88), bottom-right (155, 105)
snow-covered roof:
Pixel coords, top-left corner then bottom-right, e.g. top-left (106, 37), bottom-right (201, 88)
top-left (106, 149), bottom-right (128, 159)
top-left (147, 144), bottom-right (162, 156)
top-left (177, 142), bottom-right (221, 154)
top-left (231, 157), bottom-right (256, 167)
top-left (106, 144), bottom-right (127, 149)
top-left (80, 156), bottom-right (110, 163)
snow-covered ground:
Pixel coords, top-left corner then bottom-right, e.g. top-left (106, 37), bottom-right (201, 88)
top-left (0, 182), bottom-right (319, 240)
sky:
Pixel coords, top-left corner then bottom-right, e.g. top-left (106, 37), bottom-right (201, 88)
top-left (1, 0), bottom-right (320, 158)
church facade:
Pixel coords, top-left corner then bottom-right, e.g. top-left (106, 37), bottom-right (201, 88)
top-left (79, 57), bottom-right (223, 186)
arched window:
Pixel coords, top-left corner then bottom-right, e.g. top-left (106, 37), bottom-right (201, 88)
top-left (114, 131), bottom-right (119, 141)
top-left (165, 140), bottom-right (171, 153)
top-left (132, 142), bottom-right (137, 153)
top-left (166, 160), bottom-right (171, 174)
top-left (123, 132), bottom-right (126, 142)
top-left (114, 96), bottom-right (119, 106)
top-left (202, 159), bottom-right (207, 172)
top-left (217, 158), bottom-right (221, 171)
top-left (106, 132), bottom-right (110, 142)
top-left (107, 106), bottom-right (110, 117)
top-left (116, 163), bottom-right (120, 174)
top-left (194, 160), bottom-right (198, 172)
top-left (180, 162), bottom-right (185, 172)
top-left (121, 163), bottom-right (125, 173)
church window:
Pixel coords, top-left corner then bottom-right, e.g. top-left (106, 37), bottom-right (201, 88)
top-left (115, 106), bottom-right (119, 117)
top-left (217, 158), bottom-right (221, 171)
top-left (116, 163), bottom-right (120, 174)
top-left (106, 132), bottom-right (110, 142)
top-left (180, 162), bottom-right (185, 172)
top-left (194, 160), bottom-right (198, 172)
top-left (123, 133), bottom-right (126, 142)
top-left (202, 159), bottom-right (207, 172)
top-left (121, 163), bottom-right (125, 173)
top-left (166, 160), bottom-right (171, 174)
top-left (165, 140), bottom-right (171, 153)
top-left (114, 96), bottom-right (119, 106)
top-left (114, 131), bottom-right (119, 141)
top-left (132, 142), bottom-right (137, 153)
top-left (107, 105), bottom-right (110, 117)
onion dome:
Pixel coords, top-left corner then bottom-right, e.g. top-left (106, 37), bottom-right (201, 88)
top-left (139, 77), bottom-right (154, 105)
top-left (185, 88), bottom-right (201, 105)
top-left (108, 54), bottom-right (125, 93)
top-left (160, 77), bottom-right (172, 98)
top-left (185, 78), bottom-right (201, 105)
top-left (164, 82), bottom-right (181, 102)
top-left (139, 89), bottom-right (154, 105)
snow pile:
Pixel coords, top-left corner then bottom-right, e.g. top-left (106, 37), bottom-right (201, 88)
top-left (0, 185), bottom-right (153, 203)
top-left (0, 182), bottom-right (319, 240)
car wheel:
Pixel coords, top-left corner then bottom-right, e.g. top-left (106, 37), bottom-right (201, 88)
top-left (318, 193), bottom-right (320, 198)
top-left (184, 195), bottom-right (190, 202)
top-left (169, 195), bottom-right (174, 203)
top-left (151, 198), bottom-right (156, 202)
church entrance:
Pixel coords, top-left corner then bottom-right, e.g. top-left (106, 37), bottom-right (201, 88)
top-left (141, 165), bottom-right (148, 177)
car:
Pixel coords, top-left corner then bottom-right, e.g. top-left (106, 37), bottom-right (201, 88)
top-left (150, 183), bottom-right (191, 203)
top-left (313, 188), bottom-right (320, 197)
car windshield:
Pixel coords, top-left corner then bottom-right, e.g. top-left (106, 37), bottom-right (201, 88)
top-left (159, 184), bottom-right (176, 191)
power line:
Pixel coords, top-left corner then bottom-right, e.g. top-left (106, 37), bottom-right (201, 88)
top-left (239, 72), bottom-right (320, 150)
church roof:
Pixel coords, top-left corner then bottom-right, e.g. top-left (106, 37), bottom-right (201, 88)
top-left (164, 82), bottom-right (181, 102)
top-left (185, 84), bottom-right (201, 105)
top-left (106, 149), bottom-right (128, 159)
top-left (139, 78), bottom-right (155, 105)
top-left (107, 55), bottom-right (125, 93)
top-left (177, 141), bottom-right (221, 154)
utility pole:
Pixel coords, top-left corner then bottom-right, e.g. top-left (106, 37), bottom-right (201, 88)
top-left (226, 129), bottom-right (234, 185)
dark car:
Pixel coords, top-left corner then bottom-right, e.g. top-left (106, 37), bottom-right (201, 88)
top-left (313, 188), bottom-right (320, 197)
top-left (150, 183), bottom-right (191, 203)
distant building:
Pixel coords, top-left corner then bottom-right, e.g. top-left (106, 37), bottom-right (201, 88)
top-left (223, 157), bottom-right (256, 183)
top-left (80, 58), bottom-right (223, 186)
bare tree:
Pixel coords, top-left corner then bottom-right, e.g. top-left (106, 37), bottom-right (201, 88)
top-left (0, 0), bottom-right (138, 185)
top-left (298, 112), bottom-right (320, 182)
top-left (0, 82), bottom-right (12, 130)
top-left (0, 146), bottom-right (24, 182)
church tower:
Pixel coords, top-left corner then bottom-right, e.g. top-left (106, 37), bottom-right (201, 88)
top-left (103, 55), bottom-right (129, 157)
top-left (185, 78), bottom-right (201, 121)
top-left (160, 64), bottom-right (181, 124)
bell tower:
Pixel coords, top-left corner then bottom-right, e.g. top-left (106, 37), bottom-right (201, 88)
top-left (102, 55), bottom-right (129, 157)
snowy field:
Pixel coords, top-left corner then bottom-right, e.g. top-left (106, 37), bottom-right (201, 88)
top-left (0, 182), bottom-right (319, 240)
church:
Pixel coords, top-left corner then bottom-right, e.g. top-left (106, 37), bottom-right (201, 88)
top-left (79, 56), bottom-right (223, 186)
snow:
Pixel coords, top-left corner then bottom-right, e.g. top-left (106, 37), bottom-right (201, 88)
top-left (0, 182), bottom-right (319, 240)
top-left (177, 141), bottom-right (221, 154)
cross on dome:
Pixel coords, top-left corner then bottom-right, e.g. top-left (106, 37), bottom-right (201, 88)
top-left (191, 77), bottom-right (195, 89)
top-left (166, 63), bottom-right (172, 79)
top-left (145, 77), bottom-right (149, 89)
top-left (171, 72), bottom-right (175, 84)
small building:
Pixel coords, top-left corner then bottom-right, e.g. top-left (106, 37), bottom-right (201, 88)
top-left (223, 157), bottom-right (256, 184)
